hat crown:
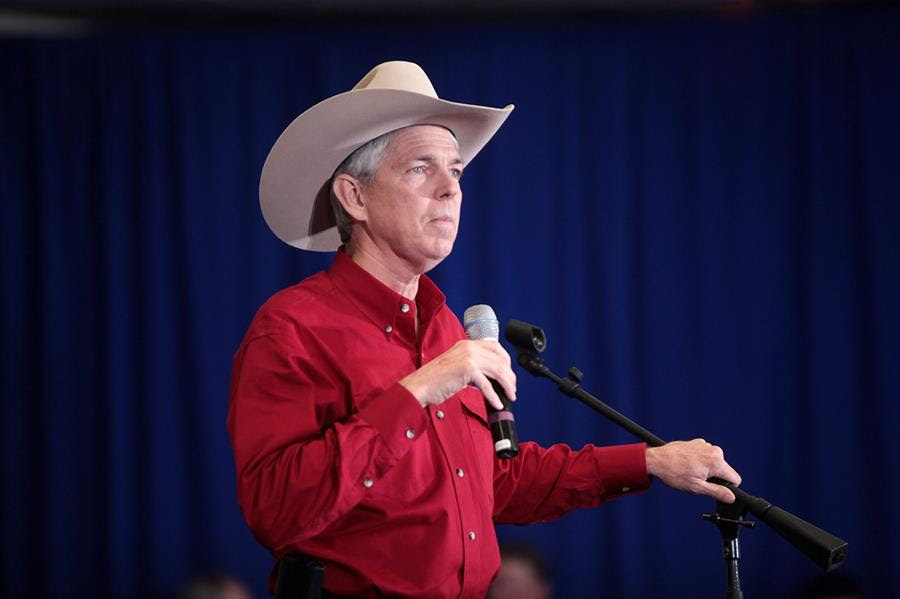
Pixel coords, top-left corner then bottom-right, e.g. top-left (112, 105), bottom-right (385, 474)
top-left (352, 61), bottom-right (438, 99)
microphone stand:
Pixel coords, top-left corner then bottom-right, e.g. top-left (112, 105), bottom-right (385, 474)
top-left (504, 320), bottom-right (848, 598)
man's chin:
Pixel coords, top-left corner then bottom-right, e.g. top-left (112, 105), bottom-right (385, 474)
top-left (420, 242), bottom-right (455, 273)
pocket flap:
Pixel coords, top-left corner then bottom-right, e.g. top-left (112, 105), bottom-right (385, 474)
top-left (458, 386), bottom-right (489, 425)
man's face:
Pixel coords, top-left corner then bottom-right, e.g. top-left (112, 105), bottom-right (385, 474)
top-left (359, 125), bottom-right (464, 273)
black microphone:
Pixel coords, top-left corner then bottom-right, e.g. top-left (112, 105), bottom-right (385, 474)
top-left (463, 304), bottom-right (519, 459)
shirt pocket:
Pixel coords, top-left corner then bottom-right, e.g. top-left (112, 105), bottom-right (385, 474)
top-left (457, 387), bottom-right (494, 494)
top-left (458, 386), bottom-right (489, 425)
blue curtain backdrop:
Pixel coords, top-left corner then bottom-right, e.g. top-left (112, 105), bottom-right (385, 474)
top-left (2, 7), bottom-right (899, 598)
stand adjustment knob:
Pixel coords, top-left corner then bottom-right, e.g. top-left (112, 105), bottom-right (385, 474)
top-left (702, 513), bottom-right (756, 529)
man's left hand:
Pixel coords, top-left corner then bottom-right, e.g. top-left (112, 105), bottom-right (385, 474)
top-left (644, 439), bottom-right (742, 503)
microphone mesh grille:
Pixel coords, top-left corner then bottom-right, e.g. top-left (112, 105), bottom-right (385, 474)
top-left (464, 304), bottom-right (500, 341)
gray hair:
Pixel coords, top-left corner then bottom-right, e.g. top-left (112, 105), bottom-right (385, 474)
top-left (329, 130), bottom-right (395, 244)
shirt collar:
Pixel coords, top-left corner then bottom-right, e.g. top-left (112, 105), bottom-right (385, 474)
top-left (327, 249), bottom-right (447, 338)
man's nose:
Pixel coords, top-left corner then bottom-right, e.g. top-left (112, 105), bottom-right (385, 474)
top-left (435, 170), bottom-right (461, 200)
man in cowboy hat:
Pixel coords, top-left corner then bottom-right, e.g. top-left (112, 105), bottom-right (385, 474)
top-left (227, 61), bottom-right (741, 598)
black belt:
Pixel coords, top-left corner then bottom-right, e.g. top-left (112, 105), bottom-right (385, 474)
top-left (274, 554), bottom-right (324, 599)
top-left (273, 554), bottom-right (356, 599)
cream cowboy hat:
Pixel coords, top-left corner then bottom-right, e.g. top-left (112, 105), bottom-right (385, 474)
top-left (259, 60), bottom-right (514, 251)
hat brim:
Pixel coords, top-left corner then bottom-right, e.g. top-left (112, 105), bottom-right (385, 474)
top-left (259, 88), bottom-right (514, 251)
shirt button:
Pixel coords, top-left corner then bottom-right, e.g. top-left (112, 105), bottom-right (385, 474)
top-left (400, 303), bottom-right (410, 313)
top-left (468, 531), bottom-right (476, 541)
top-left (405, 428), bottom-right (415, 439)
top-left (456, 468), bottom-right (464, 478)
top-left (385, 325), bottom-right (393, 333)
top-left (622, 487), bottom-right (630, 493)
top-left (436, 410), bottom-right (445, 420)
top-left (363, 478), bottom-right (373, 488)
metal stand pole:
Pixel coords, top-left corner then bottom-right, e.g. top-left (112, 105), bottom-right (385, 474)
top-left (702, 504), bottom-right (755, 599)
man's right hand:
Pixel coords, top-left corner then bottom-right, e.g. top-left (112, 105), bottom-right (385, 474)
top-left (399, 339), bottom-right (516, 411)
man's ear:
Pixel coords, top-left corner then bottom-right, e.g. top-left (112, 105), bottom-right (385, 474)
top-left (332, 174), bottom-right (367, 222)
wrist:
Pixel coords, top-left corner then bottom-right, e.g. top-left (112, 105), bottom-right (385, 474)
top-left (644, 446), bottom-right (659, 478)
top-left (398, 372), bottom-right (429, 408)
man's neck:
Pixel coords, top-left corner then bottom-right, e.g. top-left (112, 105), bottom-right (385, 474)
top-left (344, 242), bottom-right (422, 300)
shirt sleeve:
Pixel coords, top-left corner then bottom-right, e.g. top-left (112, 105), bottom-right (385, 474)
top-left (491, 441), bottom-right (652, 525)
top-left (227, 332), bottom-right (428, 553)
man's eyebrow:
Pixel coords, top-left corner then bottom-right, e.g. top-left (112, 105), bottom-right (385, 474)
top-left (412, 154), bottom-right (466, 166)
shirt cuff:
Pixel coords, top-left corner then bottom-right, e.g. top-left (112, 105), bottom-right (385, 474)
top-left (356, 382), bottom-right (428, 461)
top-left (590, 442), bottom-right (651, 499)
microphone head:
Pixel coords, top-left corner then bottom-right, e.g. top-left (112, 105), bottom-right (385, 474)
top-left (464, 304), bottom-right (500, 341)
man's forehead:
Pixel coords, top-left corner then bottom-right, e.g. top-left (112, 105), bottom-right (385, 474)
top-left (385, 125), bottom-right (461, 160)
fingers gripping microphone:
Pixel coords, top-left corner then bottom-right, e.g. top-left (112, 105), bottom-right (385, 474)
top-left (464, 305), bottom-right (519, 459)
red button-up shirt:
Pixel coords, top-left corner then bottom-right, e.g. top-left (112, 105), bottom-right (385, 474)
top-left (227, 250), bottom-right (650, 598)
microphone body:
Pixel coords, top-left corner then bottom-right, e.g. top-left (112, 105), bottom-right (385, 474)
top-left (463, 305), bottom-right (520, 459)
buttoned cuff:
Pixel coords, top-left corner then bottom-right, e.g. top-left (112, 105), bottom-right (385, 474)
top-left (357, 382), bottom-right (428, 461)
top-left (590, 442), bottom-right (652, 499)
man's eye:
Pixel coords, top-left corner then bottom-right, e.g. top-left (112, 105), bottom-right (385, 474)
top-left (410, 166), bottom-right (426, 174)
top-left (450, 168), bottom-right (462, 179)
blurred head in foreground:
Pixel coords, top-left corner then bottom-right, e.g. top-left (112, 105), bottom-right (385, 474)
top-left (488, 543), bottom-right (553, 599)
top-left (799, 571), bottom-right (862, 599)
top-left (179, 573), bottom-right (253, 599)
